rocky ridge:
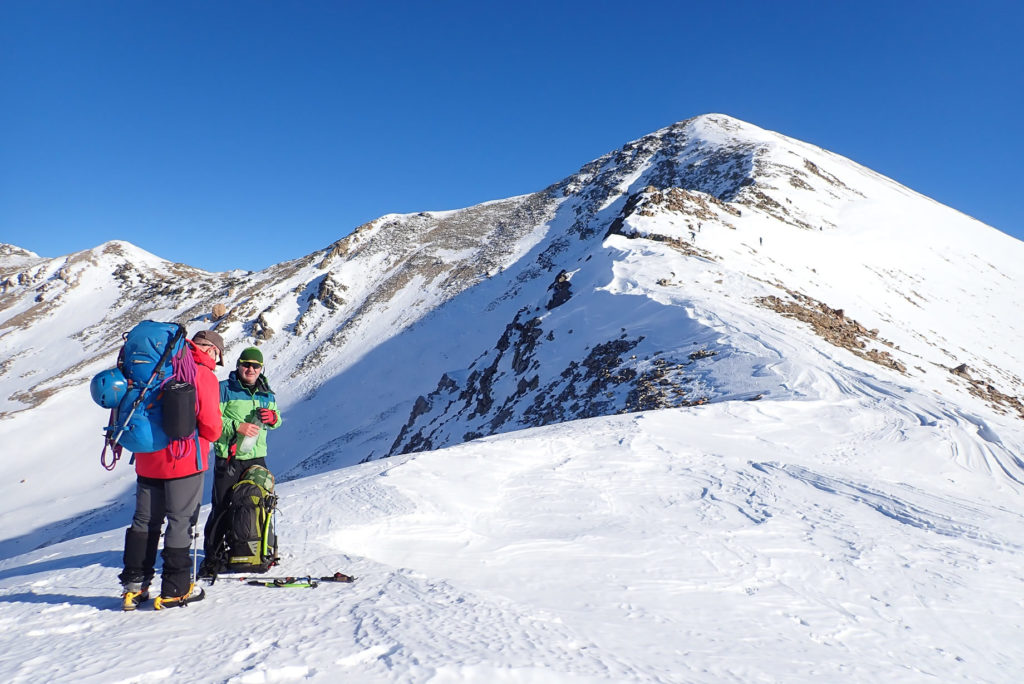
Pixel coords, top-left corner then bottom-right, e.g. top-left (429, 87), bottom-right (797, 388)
top-left (1, 114), bottom-right (1022, 481)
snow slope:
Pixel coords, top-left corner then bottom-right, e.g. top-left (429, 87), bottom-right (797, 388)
top-left (1, 401), bottom-right (1023, 682)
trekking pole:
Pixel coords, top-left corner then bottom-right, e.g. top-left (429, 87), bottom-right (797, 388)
top-left (190, 525), bottom-right (199, 587)
top-left (271, 507), bottom-right (279, 567)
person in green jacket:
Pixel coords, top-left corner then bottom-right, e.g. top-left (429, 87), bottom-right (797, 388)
top-left (199, 346), bottom-right (282, 576)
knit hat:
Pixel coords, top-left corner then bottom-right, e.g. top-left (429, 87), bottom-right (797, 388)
top-left (237, 346), bottom-right (264, 366)
top-left (192, 330), bottom-right (225, 366)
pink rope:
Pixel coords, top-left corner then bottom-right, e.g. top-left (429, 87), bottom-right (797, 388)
top-left (170, 342), bottom-right (199, 388)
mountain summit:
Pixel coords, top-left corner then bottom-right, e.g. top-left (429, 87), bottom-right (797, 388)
top-left (1, 113), bottom-right (1022, 552)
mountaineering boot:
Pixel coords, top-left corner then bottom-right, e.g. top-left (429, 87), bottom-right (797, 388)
top-left (197, 554), bottom-right (222, 580)
top-left (119, 528), bottom-right (158, 610)
top-left (121, 582), bottom-right (150, 611)
top-left (153, 582), bottom-right (204, 609)
top-left (155, 546), bottom-right (206, 609)
top-left (159, 546), bottom-right (192, 599)
top-left (120, 528), bottom-right (158, 588)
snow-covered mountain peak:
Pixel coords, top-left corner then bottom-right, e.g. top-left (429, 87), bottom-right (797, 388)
top-left (1, 112), bottom-right (1022, 554)
top-left (670, 112), bottom-right (777, 148)
top-left (90, 239), bottom-right (172, 267)
top-left (0, 243), bottom-right (39, 259)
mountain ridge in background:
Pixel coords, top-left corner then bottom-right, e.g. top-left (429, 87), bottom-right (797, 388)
top-left (1, 111), bottom-right (1022, 553)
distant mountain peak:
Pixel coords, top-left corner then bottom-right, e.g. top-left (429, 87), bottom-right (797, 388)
top-left (0, 243), bottom-right (38, 259)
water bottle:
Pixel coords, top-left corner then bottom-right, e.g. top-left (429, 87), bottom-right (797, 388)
top-left (238, 425), bottom-right (262, 454)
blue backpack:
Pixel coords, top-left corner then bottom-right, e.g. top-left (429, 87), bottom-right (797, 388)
top-left (93, 321), bottom-right (196, 469)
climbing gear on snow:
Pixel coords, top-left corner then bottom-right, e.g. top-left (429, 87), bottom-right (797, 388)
top-left (242, 572), bottom-right (355, 588)
top-left (203, 465), bottom-right (279, 581)
top-left (121, 583), bottom-right (150, 611)
top-left (237, 572), bottom-right (355, 584)
top-left (247, 577), bottom-right (319, 588)
top-left (153, 583), bottom-right (205, 609)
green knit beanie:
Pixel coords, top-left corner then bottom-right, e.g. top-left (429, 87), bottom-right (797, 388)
top-left (238, 346), bottom-right (264, 366)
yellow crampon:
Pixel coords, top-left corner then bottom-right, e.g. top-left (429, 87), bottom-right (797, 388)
top-left (153, 583), bottom-right (203, 610)
top-left (121, 588), bottom-right (149, 611)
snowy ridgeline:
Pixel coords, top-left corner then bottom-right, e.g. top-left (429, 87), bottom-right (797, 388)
top-left (2, 113), bottom-right (1023, 558)
top-left (2, 399), bottom-right (1024, 682)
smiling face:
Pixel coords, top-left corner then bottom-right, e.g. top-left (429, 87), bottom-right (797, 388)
top-left (237, 360), bottom-right (263, 386)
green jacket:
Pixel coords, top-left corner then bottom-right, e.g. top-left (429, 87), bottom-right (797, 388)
top-left (214, 371), bottom-right (282, 461)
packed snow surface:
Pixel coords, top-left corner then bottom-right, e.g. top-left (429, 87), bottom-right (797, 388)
top-left (2, 398), bottom-right (1024, 682)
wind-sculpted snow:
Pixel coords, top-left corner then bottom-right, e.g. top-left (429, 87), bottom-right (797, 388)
top-left (753, 462), bottom-right (1020, 549)
top-left (2, 404), bottom-right (1023, 681)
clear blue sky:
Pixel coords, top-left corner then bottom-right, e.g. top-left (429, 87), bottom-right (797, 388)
top-left (2, 1), bottom-right (1021, 272)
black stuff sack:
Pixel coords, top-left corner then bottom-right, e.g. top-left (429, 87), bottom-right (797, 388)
top-left (161, 381), bottom-right (197, 441)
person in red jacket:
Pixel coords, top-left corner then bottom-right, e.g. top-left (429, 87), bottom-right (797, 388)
top-left (119, 330), bottom-right (224, 609)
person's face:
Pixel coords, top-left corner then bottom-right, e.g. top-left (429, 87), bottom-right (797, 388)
top-left (194, 341), bottom-right (220, 365)
top-left (237, 361), bottom-right (262, 385)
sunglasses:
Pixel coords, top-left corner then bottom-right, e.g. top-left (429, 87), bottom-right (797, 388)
top-left (239, 362), bottom-right (263, 370)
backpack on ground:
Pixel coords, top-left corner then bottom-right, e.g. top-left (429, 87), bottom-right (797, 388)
top-left (216, 465), bottom-right (280, 574)
top-left (90, 320), bottom-right (199, 470)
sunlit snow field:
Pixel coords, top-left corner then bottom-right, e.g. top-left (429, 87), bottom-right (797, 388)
top-left (2, 400), bottom-right (1024, 682)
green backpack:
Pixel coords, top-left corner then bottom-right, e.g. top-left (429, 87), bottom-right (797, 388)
top-left (223, 465), bottom-right (279, 573)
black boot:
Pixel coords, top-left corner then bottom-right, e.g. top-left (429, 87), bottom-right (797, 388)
top-left (142, 528), bottom-right (160, 586)
top-left (159, 546), bottom-right (194, 599)
top-left (119, 528), bottom-right (154, 588)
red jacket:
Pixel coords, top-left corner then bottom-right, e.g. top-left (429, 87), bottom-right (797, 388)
top-left (134, 342), bottom-right (223, 479)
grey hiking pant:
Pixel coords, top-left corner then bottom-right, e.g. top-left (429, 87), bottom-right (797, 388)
top-left (131, 472), bottom-right (204, 548)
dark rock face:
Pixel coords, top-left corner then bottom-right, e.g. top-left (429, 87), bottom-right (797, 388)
top-left (383, 118), bottom-right (812, 457)
top-left (545, 271), bottom-right (573, 310)
top-left (553, 117), bottom-right (761, 241)
top-left (387, 295), bottom-right (725, 456)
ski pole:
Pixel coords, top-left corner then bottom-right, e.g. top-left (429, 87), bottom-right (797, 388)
top-left (235, 572), bottom-right (355, 583)
top-left (190, 525), bottom-right (199, 586)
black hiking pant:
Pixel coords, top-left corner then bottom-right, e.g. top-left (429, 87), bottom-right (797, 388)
top-left (202, 456), bottom-right (267, 565)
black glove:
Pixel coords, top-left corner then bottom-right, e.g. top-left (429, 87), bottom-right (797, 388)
top-left (257, 408), bottom-right (278, 426)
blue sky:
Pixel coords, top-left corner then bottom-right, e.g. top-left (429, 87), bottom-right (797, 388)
top-left (2, 1), bottom-right (1021, 272)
